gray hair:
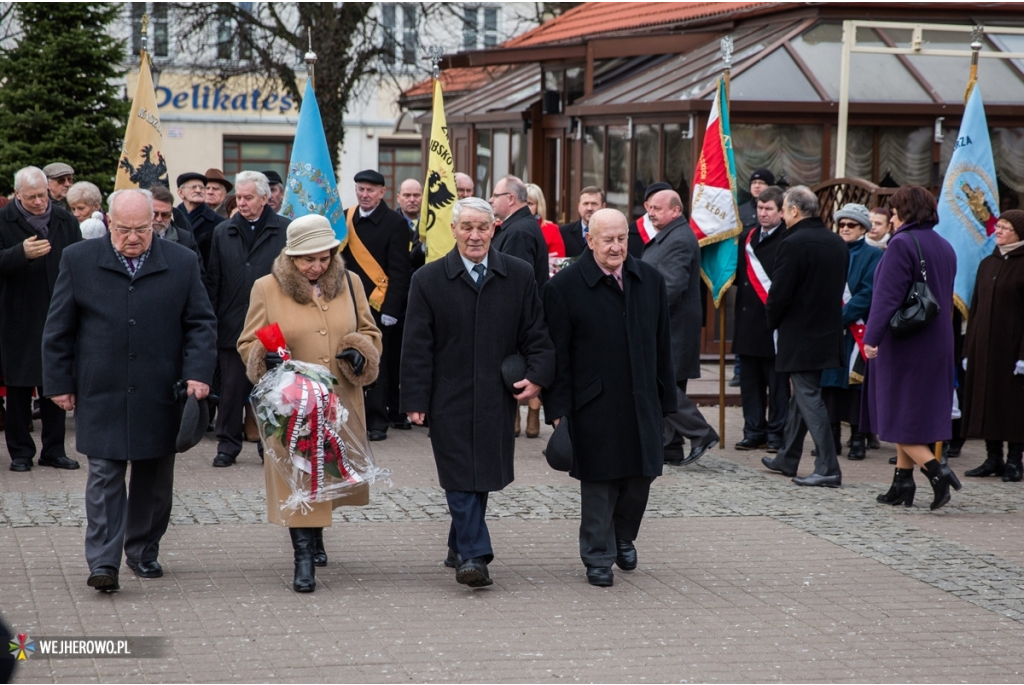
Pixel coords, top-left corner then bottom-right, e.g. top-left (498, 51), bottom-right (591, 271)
top-left (108, 188), bottom-right (154, 220)
top-left (235, 170), bottom-right (270, 199)
top-left (783, 185), bottom-right (819, 218)
top-left (14, 166), bottom-right (47, 192)
top-left (501, 175), bottom-right (528, 203)
top-left (66, 181), bottom-right (103, 208)
top-left (453, 197), bottom-right (494, 225)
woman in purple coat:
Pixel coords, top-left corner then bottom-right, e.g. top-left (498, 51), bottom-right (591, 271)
top-left (861, 186), bottom-right (961, 510)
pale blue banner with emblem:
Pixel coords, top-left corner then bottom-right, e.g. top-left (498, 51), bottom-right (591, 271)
top-left (934, 85), bottom-right (999, 316)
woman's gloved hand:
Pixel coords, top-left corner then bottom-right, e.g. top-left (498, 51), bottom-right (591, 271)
top-left (265, 352), bottom-right (283, 371)
top-left (336, 348), bottom-right (365, 376)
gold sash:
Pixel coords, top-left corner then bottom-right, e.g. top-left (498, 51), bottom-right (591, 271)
top-left (345, 206), bottom-right (388, 312)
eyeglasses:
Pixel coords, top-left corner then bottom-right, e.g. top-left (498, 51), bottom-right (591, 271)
top-left (181, 183), bottom-right (205, 192)
top-left (53, 176), bottom-right (75, 185)
top-left (112, 227), bottom-right (153, 237)
top-left (489, 192), bottom-right (513, 200)
top-left (153, 211), bottom-right (173, 220)
top-left (837, 221), bottom-right (862, 229)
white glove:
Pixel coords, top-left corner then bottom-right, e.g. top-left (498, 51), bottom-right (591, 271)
top-left (1015, 360), bottom-right (1024, 376)
top-left (962, 357), bottom-right (967, 371)
top-left (381, 314), bottom-right (398, 327)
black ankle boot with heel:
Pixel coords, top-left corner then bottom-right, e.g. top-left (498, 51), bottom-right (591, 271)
top-left (922, 459), bottom-right (961, 511)
top-left (877, 467), bottom-right (915, 506)
top-left (312, 528), bottom-right (328, 567)
top-left (289, 528), bottom-right (316, 592)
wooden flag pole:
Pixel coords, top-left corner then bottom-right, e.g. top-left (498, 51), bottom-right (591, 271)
top-left (717, 37), bottom-right (734, 444)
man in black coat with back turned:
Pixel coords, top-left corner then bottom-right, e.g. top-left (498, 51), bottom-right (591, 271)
top-left (543, 208), bottom-right (676, 588)
top-left (761, 186), bottom-right (848, 488)
top-left (489, 174), bottom-right (548, 288)
top-left (0, 166), bottom-right (82, 472)
top-left (401, 197), bottom-right (555, 589)
top-left (341, 169), bottom-right (412, 441)
top-left (205, 171), bottom-right (289, 467)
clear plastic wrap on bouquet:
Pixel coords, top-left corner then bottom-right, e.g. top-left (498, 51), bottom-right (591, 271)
top-left (250, 358), bottom-right (391, 513)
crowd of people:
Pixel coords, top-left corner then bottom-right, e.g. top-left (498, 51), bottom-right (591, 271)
top-left (0, 156), bottom-right (1008, 595)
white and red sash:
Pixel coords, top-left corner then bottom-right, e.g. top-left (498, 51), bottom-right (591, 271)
top-left (637, 214), bottom-right (656, 244)
top-left (744, 229), bottom-right (772, 305)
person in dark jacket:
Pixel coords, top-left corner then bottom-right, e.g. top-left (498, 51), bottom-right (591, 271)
top-left (628, 182), bottom-right (671, 258)
top-left (340, 169), bottom-right (413, 440)
top-left (401, 197), bottom-right (555, 589)
top-left (205, 171), bottom-right (290, 467)
top-left (151, 184), bottom-right (203, 270)
top-left (559, 186), bottom-right (605, 258)
top-left (0, 166), bottom-right (83, 472)
top-left (737, 168), bottom-right (774, 230)
top-left (862, 185), bottom-right (960, 510)
top-left (42, 188), bottom-right (216, 591)
top-left (490, 174), bottom-right (549, 287)
top-left (761, 186), bottom-right (848, 488)
top-left (733, 186), bottom-right (788, 452)
top-left (819, 204), bottom-right (883, 461)
top-left (642, 189), bottom-right (718, 465)
top-left (43, 162), bottom-right (75, 212)
top-left (543, 208), bottom-right (677, 587)
top-left (961, 210), bottom-right (1024, 481)
top-left (177, 171), bottom-right (220, 266)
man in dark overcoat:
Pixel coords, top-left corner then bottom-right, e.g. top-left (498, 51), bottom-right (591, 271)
top-left (642, 189), bottom-right (719, 465)
top-left (490, 174), bottom-right (549, 288)
top-left (205, 171), bottom-right (290, 467)
top-left (733, 185), bottom-right (789, 452)
top-left (401, 197), bottom-right (555, 589)
top-left (761, 186), bottom-right (848, 487)
top-left (43, 188), bottom-right (216, 592)
top-left (543, 208), bottom-right (676, 587)
top-left (0, 166), bottom-right (82, 472)
top-left (176, 171), bottom-right (220, 266)
top-left (341, 169), bottom-right (413, 440)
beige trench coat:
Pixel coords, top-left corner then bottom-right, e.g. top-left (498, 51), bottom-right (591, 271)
top-left (238, 253), bottom-right (383, 527)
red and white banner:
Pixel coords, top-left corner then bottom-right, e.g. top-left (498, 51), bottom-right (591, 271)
top-left (690, 82), bottom-right (742, 247)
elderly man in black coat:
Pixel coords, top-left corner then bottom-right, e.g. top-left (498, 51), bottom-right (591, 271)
top-left (43, 188), bottom-right (216, 592)
top-left (0, 166), bottom-right (82, 472)
top-left (401, 197), bottom-right (555, 589)
top-left (489, 174), bottom-right (548, 288)
top-left (642, 189), bottom-right (719, 465)
top-left (761, 186), bottom-right (848, 488)
top-left (206, 170), bottom-right (290, 467)
top-left (543, 208), bottom-right (676, 587)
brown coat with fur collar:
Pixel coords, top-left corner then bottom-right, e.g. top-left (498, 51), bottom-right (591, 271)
top-left (238, 253), bottom-right (383, 526)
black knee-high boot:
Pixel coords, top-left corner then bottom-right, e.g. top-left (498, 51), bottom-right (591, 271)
top-left (965, 440), bottom-right (1004, 477)
top-left (289, 528), bottom-right (316, 592)
top-left (848, 425), bottom-right (866, 461)
top-left (1004, 443), bottom-right (1024, 483)
top-left (876, 467), bottom-right (915, 506)
top-left (312, 528), bottom-right (327, 567)
top-left (831, 422), bottom-right (843, 456)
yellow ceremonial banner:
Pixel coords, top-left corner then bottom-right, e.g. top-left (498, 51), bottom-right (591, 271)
top-left (115, 51), bottom-right (168, 190)
top-left (419, 79), bottom-right (457, 262)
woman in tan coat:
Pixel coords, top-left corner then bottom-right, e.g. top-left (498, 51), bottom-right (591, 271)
top-left (238, 214), bottom-right (381, 592)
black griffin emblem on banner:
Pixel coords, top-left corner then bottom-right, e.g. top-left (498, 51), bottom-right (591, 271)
top-left (423, 169), bottom-right (455, 232)
top-left (119, 144), bottom-right (168, 189)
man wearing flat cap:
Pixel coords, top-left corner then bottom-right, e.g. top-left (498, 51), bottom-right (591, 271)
top-left (177, 171), bottom-right (220, 266)
top-left (738, 168), bottom-right (775, 230)
top-left (43, 162), bottom-right (75, 212)
top-left (341, 169), bottom-right (413, 441)
top-left (205, 168), bottom-right (234, 218)
top-left (263, 170), bottom-right (285, 214)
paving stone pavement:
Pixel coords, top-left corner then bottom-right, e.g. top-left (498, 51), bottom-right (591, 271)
top-left (3, 408), bottom-right (1024, 682)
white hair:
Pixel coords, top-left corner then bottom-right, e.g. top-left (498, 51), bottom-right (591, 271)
top-left (107, 188), bottom-right (154, 220)
top-left (783, 185), bottom-right (819, 218)
top-left (235, 170), bottom-right (270, 199)
top-left (453, 197), bottom-right (494, 225)
top-left (14, 166), bottom-right (47, 192)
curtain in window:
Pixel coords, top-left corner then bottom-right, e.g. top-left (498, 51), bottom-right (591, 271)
top-left (992, 128), bottom-right (1024, 193)
top-left (876, 127), bottom-right (932, 186)
top-left (732, 124), bottom-right (823, 187)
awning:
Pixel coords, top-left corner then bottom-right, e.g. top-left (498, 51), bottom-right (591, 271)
top-left (416, 64), bottom-right (541, 126)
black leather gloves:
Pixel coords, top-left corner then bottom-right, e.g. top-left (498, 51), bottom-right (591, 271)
top-left (336, 348), bottom-right (365, 376)
top-left (264, 352), bottom-right (283, 371)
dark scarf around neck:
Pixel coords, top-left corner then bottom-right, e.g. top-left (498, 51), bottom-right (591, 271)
top-left (16, 199), bottom-right (52, 236)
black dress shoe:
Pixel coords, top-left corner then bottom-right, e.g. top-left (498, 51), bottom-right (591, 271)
top-left (586, 566), bottom-right (614, 587)
top-left (766, 441), bottom-right (782, 454)
top-left (792, 473), bottom-right (842, 488)
top-left (681, 437), bottom-right (717, 466)
top-left (615, 540), bottom-right (637, 571)
top-left (444, 547), bottom-right (462, 569)
top-left (368, 429), bottom-right (388, 442)
top-left (9, 460), bottom-right (31, 472)
top-left (390, 419), bottom-right (412, 430)
top-left (212, 452), bottom-right (236, 467)
top-left (126, 559), bottom-right (163, 578)
top-left (456, 557), bottom-right (493, 588)
top-left (87, 567), bottom-right (120, 592)
top-left (38, 455), bottom-right (80, 470)
top-left (735, 438), bottom-right (766, 451)
top-left (761, 456), bottom-right (796, 477)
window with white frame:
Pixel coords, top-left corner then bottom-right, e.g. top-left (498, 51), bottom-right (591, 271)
top-left (130, 2), bottom-right (169, 57)
top-left (461, 5), bottom-right (499, 50)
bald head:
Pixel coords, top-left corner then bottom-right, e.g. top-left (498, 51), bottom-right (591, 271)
top-left (647, 189), bottom-right (683, 230)
top-left (397, 178), bottom-right (423, 220)
top-left (586, 208), bottom-right (629, 272)
top-left (454, 172), bottom-right (475, 199)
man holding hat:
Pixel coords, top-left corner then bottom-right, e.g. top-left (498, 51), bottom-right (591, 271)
top-left (43, 162), bottom-right (75, 212)
top-left (177, 171), bottom-right (220, 266)
top-left (263, 170), bottom-right (285, 214)
top-left (738, 168), bottom-right (775, 230)
top-left (341, 169), bottom-right (413, 441)
top-left (205, 168), bottom-right (234, 218)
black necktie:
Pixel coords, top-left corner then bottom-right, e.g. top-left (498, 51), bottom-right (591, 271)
top-left (472, 263), bottom-right (487, 289)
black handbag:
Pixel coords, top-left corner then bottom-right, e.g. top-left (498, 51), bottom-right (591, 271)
top-left (889, 231), bottom-right (939, 338)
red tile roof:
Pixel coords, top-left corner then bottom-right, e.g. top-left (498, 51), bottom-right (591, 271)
top-left (402, 66), bottom-right (509, 100)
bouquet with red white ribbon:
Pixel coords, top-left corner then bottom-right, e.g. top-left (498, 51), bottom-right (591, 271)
top-left (250, 323), bottom-right (390, 513)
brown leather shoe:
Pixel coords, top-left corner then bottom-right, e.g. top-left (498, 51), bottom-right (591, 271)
top-left (514, 408), bottom-right (521, 437)
top-left (525, 407), bottom-right (541, 438)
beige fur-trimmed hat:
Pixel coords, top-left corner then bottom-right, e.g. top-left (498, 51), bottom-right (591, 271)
top-left (284, 215), bottom-right (341, 256)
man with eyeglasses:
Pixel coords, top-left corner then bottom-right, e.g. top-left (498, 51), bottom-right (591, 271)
top-left (176, 171), bottom-right (220, 266)
top-left (489, 175), bottom-right (548, 288)
top-left (43, 187), bottom-right (216, 592)
top-left (151, 184), bottom-right (203, 270)
top-left (0, 166), bottom-right (83, 472)
top-left (43, 162), bottom-right (76, 212)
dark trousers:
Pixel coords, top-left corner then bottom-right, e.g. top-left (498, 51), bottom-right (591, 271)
top-left (215, 350), bottom-right (253, 457)
top-left (579, 476), bottom-right (654, 568)
top-left (738, 355), bottom-right (790, 443)
top-left (773, 370), bottom-right (841, 477)
top-left (4, 386), bottom-right (67, 464)
top-left (365, 315), bottom-right (405, 431)
top-left (85, 454), bottom-right (175, 570)
top-left (663, 380), bottom-right (718, 448)
top-left (445, 491), bottom-right (493, 563)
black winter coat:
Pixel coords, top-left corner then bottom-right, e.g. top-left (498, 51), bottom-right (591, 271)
top-left (493, 206), bottom-right (548, 287)
top-left (765, 216), bottom-right (848, 373)
top-left (182, 202), bottom-right (221, 267)
top-left (542, 250), bottom-right (677, 482)
top-left (205, 206), bottom-right (290, 349)
top-left (340, 200), bottom-right (412, 320)
top-left (42, 236), bottom-right (217, 460)
top-left (559, 220), bottom-right (588, 258)
top-left (733, 223), bottom-right (785, 357)
top-left (625, 220), bottom-right (648, 259)
top-left (400, 248), bottom-right (555, 492)
top-left (0, 201), bottom-right (82, 387)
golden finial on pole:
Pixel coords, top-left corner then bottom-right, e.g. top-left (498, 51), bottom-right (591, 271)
top-left (304, 27), bottom-right (317, 90)
top-left (140, 12), bottom-right (150, 61)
